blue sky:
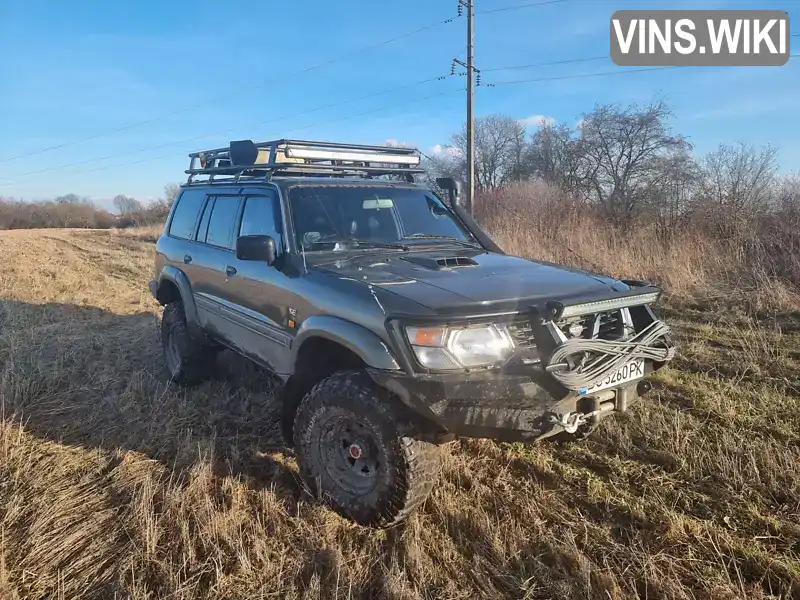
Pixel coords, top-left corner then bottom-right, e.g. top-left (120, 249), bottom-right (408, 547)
top-left (0, 0), bottom-right (798, 209)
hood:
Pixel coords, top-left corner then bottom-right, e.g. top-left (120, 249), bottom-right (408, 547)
top-left (309, 247), bottom-right (631, 315)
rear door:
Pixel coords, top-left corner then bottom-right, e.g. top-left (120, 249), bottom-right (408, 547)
top-left (223, 189), bottom-right (294, 373)
top-left (160, 186), bottom-right (209, 303)
top-left (189, 193), bottom-right (243, 341)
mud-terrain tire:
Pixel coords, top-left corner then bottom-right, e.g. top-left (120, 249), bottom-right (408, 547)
top-left (293, 370), bottom-right (440, 528)
top-left (160, 301), bottom-right (216, 386)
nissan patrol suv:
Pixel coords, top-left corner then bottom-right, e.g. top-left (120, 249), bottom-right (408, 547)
top-left (149, 139), bottom-right (675, 527)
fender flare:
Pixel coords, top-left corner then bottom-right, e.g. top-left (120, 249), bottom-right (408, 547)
top-left (156, 266), bottom-right (201, 332)
top-left (289, 315), bottom-right (401, 374)
top-left (279, 316), bottom-right (402, 445)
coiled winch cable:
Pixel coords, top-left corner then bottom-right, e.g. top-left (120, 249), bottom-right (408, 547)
top-left (546, 320), bottom-right (676, 392)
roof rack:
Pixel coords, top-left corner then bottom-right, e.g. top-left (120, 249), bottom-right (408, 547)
top-left (184, 139), bottom-right (425, 185)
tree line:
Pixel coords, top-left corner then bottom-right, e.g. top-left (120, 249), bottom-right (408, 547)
top-left (425, 100), bottom-right (800, 243)
top-left (3, 99), bottom-right (798, 251)
top-left (0, 184), bottom-right (180, 230)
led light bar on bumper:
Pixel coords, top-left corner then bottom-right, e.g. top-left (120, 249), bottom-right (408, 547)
top-left (557, 291), bottom-right (661, 319)
top-left (405, 324), bottom-right (515, 370)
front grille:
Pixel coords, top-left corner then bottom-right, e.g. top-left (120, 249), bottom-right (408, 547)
top-left (507, 320), bottom-right (537, 348)
top-left (506, 309), bottom-right (627, 353)
top-left (557, 310), bottom-right (625, 340)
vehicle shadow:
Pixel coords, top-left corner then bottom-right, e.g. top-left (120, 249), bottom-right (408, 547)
top-left (0, 298), bottom-right (302, 499)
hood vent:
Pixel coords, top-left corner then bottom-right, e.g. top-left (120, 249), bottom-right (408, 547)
top-left (437, 256), bottom-right (477, 268)
top-left (401, 255), bottom-right (478, 270)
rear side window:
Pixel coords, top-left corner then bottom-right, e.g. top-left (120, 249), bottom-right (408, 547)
top-left (204, 196), bottom-right (241, 250)
top-left (168, 189), bottom-right (206, 240)
top-left (239, 194), bottom-right (282, 250)
top-left (196, 197), bottom-right (215, 242)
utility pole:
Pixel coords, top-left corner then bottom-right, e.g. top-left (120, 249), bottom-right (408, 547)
top-left (453, 1), bottom-right (477, 214)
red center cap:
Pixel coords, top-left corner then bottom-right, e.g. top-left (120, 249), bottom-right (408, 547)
top-left (348, 444), bottom-right (362, 460)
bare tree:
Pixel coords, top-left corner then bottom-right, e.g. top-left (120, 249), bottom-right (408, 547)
top-left (54, 193), bottom-right (87, 205)
top-left (113, 194), bottom-right (143, 215)
top-left (421, 148), bottom-right (464, 193)
top-left (579, 101), bottom-right (688, 223)
top-left (696, 142), bottom-right (779, 236)
top-left (163, 183), bottom-right (181, 206)
top-left (774, 173), bottom-right (800, 213)
top-left (451, 115), bottom-right (528, 191)
top-left (527, 122), bottom-right (589, 198)
top-left (645, 149), bottom-right (700, 242)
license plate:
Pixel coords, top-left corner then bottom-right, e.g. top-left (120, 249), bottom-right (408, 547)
top-left (580, 359), bottom-right (645, 395)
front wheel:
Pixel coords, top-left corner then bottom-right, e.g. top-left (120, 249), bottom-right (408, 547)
top-left (293, 371), bottom-right (440, 527)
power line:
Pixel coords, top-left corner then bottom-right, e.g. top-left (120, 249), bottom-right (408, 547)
top-left (486, 57), bottom-right (800, 87)
top-left (476, 0), bottom-right (572, 15)
top-left (0, 75), bottom-right (452, 184)
top-left (486, 65), bottom-right (682, 86)
top-left (0, 16), bottom-right (457, 165)
top-left (483, 55), bottom-right (607, 72)
top-left (0, 87), bottom-right (465, 187)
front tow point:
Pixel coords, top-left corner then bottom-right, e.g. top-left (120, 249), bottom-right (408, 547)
top-left (637, 379), bottom-right (654, 397)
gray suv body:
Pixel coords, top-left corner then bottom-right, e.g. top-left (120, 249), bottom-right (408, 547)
top-left (150, 139), bottom-right (675, 527)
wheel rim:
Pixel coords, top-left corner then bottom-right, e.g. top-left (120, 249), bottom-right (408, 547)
top-left (317, 414), bottom-right (380, 496)
top-left (164, 327), bottom-right (181, 376)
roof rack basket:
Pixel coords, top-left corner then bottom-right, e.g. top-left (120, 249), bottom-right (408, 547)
top-left (185, 139), bottom-right (425, 185)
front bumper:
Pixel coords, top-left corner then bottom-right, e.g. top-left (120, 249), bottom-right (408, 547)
top-left (376, 293), bottom-right (673, 442)
top-left (368, 361), bottom-right (660, 443)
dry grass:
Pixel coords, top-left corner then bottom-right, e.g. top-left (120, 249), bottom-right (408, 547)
top-left (0, 226), bottom-right (798, 599)
top-left (479, 183), bottom-right (800, 312)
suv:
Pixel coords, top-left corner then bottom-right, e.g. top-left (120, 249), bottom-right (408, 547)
top-left (150, 139), bottom-right (675, 527)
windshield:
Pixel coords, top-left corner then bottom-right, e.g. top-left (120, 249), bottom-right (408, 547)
top-left (288, 185), bottom-right (476, 250)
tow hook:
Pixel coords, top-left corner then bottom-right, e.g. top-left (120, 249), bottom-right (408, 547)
top-left (547, 411), bottom-right (591, 434)
top-left (637, 379), bottom-right (653, 397)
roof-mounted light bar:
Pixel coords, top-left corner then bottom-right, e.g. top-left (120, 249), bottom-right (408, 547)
top-left (283, 146), bottom-right (420, 166)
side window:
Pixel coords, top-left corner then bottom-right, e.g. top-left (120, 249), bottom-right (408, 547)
top-left (168, 189), bottom-right (206, 240)
top-left (196, 196), bottom-right (215, 242)
top-left (239, 194), bottom-right (283, 250)
top-left (204, 195), bottom-right (241, 250)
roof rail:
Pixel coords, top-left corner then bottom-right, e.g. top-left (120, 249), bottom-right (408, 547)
top-left (184, 139), bottom-right (425, 185)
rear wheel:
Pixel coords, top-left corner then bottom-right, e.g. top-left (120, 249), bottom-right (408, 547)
top-left (160, 301), bottom-right (216, 386)
top-left (293, 371), bottom-right (440, 527)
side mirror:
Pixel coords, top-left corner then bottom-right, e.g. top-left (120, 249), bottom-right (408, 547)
top-left (236, 234), bottom-right (277, 265)
top-left (435, 177), bottom-right (463, 207)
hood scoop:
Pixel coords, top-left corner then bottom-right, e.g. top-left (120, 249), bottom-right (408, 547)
top-left (401, 255), bottom-right (479, 270)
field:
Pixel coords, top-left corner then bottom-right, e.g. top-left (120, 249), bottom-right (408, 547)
top-left (0, 226), bottom-right (798, 600)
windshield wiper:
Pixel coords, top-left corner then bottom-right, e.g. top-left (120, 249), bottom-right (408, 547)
top-left (348, 238), bottom-right (411, 251)
top-left (305, 236), bottom-right (410, 251)
top-left (403, 234), bottom-right (482, 249)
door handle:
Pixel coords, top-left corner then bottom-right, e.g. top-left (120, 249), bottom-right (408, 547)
top-left (183, 254), bottom-right (192, 264)
top-left (225, 266), bottom-right (237, 277)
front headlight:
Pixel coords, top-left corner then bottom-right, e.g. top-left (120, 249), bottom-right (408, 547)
top-left (405, 323), bottom-right (515, 370)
